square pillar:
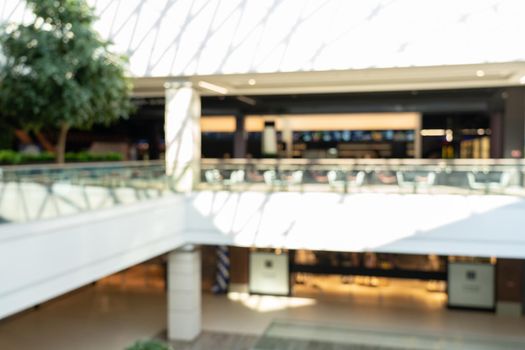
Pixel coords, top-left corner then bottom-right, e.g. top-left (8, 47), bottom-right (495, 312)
top-left (490, 112), bottom-right (503, 158)
top-left (496, 259), bottom-right (524, 317)
top-left (233, 113), bottom-right (247, 158)
top-left (167, 247), bottom-right (201, 341)
top-left (229, 247), bottom-right (249, 293)
top-left (281, 117), bottom-right (293, 158)
top-left (165, 81), bottom-right (201, 192)
top-left (502, 87), bottom-right (525, 158)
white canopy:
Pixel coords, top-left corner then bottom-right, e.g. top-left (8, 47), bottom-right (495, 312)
top-left (2, 0), bottom-right (525, 77)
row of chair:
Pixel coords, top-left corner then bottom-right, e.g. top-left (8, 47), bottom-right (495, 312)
top-left (204, 169), bottom-right (303, 188)
top-left (204, 169), bottom-right (245, 186)
top-left (203, 168), bottom-right (516, 193)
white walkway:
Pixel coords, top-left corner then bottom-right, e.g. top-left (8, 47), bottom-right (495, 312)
top-left (3, 190), bottom-right (525, 321)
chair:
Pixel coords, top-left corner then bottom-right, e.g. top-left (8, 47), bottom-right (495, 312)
top-left (223, 170), bottom-right (245, 188)
top-left (230, 169), bottom-right (245, 184)
top-left (348, 171), bottom-right (366, 189)
top-left (327, 170), bottom-right (365, 193)
top-left (286, 170), bottom-right (303, 191)
top-left (264, 169), bottom-right (301, 190)
top-left (263, 169), bottom-right (277, 186)
top-left (327, 170), bottom-right (343, 185)
top-left (327, 170), bottom-right (345, 190)
top-left (289, 170), bottom-right (303, 185)
top-left (396, 171), bottom-right (436, 193)
top-left (467, 171), bottom-right (512, 193)
top-left (204, 169), bottom-right (222, 185)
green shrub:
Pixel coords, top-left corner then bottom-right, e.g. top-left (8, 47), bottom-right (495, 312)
top-left (65, 151), bottom-right (123, 162)
top-left (126, 340), bottom-right (172, 350)
top-left (102, 152), bottom-right (124, 161)
top-left (20, 152), bottom-right (55, 163)
top-left (0, 150), bottom-right (124, 164)
top-left (65, 152), bottom-right (89, 162)
top-left (0, 150), bottom-right (21, 164)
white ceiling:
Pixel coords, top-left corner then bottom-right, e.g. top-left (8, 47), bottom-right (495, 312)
top-left (133, 62), bottom-right (525, 97)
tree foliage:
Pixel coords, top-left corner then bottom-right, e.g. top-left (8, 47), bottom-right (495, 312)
top-left (0, 0), bottom-right (133, 161)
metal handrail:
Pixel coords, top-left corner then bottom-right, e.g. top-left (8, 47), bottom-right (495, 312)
top-left (0, 159), bottom-right (164, 171)
top-left (201, 157), bottom-right (525, 168)
top-left (1, 158), bottom-right (523, 171)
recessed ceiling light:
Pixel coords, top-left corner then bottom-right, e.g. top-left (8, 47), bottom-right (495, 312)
top-left (476, 70), bottom-right (485, 77)
top-left (420, 129), bottom-right (446, 137)
top-left (248, 79), bottom-right (256, 86)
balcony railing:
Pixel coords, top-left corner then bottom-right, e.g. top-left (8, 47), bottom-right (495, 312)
top-left (1, 158), bottom-right (525, 224)
top-left (200, 158), bottom-right (525, 195)
top-left (0, 161), bottom-right (169, 223)
top-left (0, 160), bottom-right (167, 188)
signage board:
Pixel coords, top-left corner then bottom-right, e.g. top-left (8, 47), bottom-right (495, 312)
top-left (448, 262), bottom-right (495, 309)
top-left (249, 252), bottom-right (289, 295)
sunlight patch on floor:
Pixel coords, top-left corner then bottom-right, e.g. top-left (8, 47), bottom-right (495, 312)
top-left (227, 292), bottom-right (317, 313)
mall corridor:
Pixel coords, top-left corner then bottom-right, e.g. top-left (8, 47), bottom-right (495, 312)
top-left (1, 269), bottom-right (525, 350)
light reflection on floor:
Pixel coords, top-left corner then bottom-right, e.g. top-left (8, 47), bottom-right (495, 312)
top-left (98, 261), bottom-right (166, 291)
top-left (227, 292), bottom-right (317, 313)
top-left (292, 275), bottom-right (447, 310)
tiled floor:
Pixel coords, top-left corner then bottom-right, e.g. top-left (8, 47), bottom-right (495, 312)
top-left (251, 319), bottom-right (525, 350)
top-left (0, 286), bottom-right (167, 350)
top-left (1, 281), bottom-right (525, 350)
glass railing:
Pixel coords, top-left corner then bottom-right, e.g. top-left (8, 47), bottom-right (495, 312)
top-left (200, 158), bottom-right (525, 196)
top-left (252, 320), bottom-right (525, 349)
top-left (2, 158), bottom-right (525, 224)
top-left (0, 161), bottom-right (171, 223)
top-left (0, 160), bottom-right (167, 187)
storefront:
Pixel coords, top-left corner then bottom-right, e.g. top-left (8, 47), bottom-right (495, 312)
top-left (217, 247), bottom-right (512, 313)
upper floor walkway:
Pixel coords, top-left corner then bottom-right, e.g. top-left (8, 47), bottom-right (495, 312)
top-left (2, 159), bottom-right (525, 320)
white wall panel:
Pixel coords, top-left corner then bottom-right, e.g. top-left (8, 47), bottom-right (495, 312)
top-left (0, 196), bottom-right (186, 319)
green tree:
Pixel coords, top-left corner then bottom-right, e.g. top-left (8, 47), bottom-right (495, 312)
top-left (0, 0), bottom-right (133, 163)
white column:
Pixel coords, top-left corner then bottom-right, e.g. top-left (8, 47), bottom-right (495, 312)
top-left (164, 81), bottom-right (201, 192)
top-left (281, 116), bottom-right (293, 158)
top-left (167, 247), bottom-right (201, 341)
